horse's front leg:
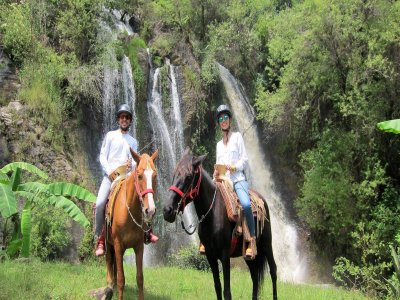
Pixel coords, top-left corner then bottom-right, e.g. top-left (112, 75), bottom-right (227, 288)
top-left (134, 242), bottom-right (144, 300)
top-left (207, 255), bottom-right (222, 300)
top-left (114, 241), bottom-right (125, 300)
top-left (105, 242), bottom-right (115, 300)
top-left (221, 251), bottom-right (232, 300)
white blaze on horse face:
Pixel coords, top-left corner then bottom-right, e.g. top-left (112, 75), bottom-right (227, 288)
top-left (144, 165), bottom-right (155, 218)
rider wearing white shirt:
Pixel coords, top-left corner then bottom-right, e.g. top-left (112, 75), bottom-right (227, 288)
top-left (216, 131), bottom-right (248, 184)
top-left (94, 104), bottom-right (158, 257)
top-left (212, 104), bottom-right (256, 260)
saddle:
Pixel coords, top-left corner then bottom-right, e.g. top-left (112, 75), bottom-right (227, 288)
top-left (215, 177), bottom-right (268, 257)
top-left (105, 166), bottom-right (129, 227)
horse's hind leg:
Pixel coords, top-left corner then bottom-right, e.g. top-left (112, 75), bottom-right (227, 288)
top-left (114, 241), bottom-right (125, 300)
top-left (266, 245), bottom-right (277, 300)
top-left (134, 243), bottom-right (144, 300)
top-left (207, 256), bottom-right (223, 300)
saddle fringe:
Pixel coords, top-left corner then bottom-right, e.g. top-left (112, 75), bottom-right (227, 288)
top-left (216, 178), bottom-right (268, 257)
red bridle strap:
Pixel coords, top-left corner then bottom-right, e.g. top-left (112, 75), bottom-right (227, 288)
top-left (168, 166), bottom-right (202, 210)
top-left (141, 189), bottom-right (154, 197)
top-left (169, 185), bottom-right (185, 197)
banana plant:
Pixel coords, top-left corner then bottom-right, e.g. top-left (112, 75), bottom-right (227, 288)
top-left (0, 161), bottom-right (96, 258)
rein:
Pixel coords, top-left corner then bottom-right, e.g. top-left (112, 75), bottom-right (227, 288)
top-left (123, 169), bottom-right (154, 232)
top-left (169, 166), bottom-right (216, 235)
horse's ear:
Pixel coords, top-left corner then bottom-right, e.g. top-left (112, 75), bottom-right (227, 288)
top-left (151, 149), bottom-right (159, 161)
top-left (192, 154), bottom-right (207, 168)
top-left (130, 148), bottom-right (141, 165)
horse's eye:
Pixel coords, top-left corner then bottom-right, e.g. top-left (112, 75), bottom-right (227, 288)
top-left (138, 174), bottom-right (143, 180)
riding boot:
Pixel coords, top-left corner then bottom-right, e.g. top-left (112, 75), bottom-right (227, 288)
top-left (95, 227), bottom-right (105, 257)
top-left (199, 243), bottom-right (206, 255)
top-left (144, 228), bottom-right (159, 244)
top-left (245, 236), bottom-right (257, 260)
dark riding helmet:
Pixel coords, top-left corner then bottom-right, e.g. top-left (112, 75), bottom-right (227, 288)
top-left (216, 104), bottom-right (232, 122)
top-left (116, 103), bottom-right (133, 119)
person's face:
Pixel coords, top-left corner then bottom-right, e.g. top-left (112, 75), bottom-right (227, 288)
top-left (218, 113), bottom-right (230, 130)
top-left (118, 113), bottom-right (132, 130)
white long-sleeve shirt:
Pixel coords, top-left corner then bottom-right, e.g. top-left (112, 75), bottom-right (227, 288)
top-left (99, 129), bottom-right (138, 176)
top-left (216, 131), bottom-right (248, 183)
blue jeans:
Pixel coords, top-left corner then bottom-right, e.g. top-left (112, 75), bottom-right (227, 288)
top-left (234, 180), bottom-right (255, 237)
top-left (94, 176), bottom-right (111, 237)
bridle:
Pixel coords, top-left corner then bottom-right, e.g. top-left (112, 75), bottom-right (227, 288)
top-left (169, 166), bottom-right (202, 213)
top-left (168, 165), bottom-right (217, 235)
top-left (124, 163), bottom-right (155, 229)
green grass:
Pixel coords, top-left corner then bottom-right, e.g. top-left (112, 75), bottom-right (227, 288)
top-left (0, 259), bottom-right (369, 299)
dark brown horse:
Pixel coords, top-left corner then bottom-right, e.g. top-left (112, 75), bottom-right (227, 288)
top-left (104, 149), bottom-right (158, 300)
top-left (163, 150), bottom-right (277, 300)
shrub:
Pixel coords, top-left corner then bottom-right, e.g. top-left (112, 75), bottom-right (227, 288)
top-left (167, 244), bottom-right (210, 271)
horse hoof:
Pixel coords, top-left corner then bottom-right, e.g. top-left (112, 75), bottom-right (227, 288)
top-left (103, 287), bottom-right (113, 300)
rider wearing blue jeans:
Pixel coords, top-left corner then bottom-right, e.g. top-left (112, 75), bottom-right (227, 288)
top-left (199, 104), bottom-right (256, 259)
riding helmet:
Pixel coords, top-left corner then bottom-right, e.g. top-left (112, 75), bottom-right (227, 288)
top-left (216, 104), bottom-right (232, 122)
top-left (116, 103), bottom-right (133, 119)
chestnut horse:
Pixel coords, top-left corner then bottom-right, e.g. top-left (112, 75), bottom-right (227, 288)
top-left (163, 150), bottom-right (277, 300)
top-left (104, 149), bottom-right (158, 300)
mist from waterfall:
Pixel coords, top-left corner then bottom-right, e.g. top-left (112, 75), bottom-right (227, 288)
top-left (218, 63), bottom-right (308, 282)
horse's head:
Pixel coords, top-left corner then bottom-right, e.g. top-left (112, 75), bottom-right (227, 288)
top-left (131, 148), bottom-right (159, 222)
top-left (163, 148), bottom-right (207, 223)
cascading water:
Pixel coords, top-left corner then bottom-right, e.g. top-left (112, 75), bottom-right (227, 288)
top-left (100, 10), bottom-right (136, 135)
top-left (145, 54), bottom-right (196, 264)
top-left (218, 63), bottom-right (308, 282)
top-left (166, 59), bottom-right (184, 159)
top-left (121, 55), bottom-right (136, 136)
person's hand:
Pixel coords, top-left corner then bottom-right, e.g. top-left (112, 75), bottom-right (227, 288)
top-left (227, 165), bottom-right (236, 173)
top-left (108, 171), bottom-right (117, 181)
top-left (126, 158), bottom-right (132, 170)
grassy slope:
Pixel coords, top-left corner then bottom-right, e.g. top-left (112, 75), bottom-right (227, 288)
top-left (0, 260), bottom-right (369, 299)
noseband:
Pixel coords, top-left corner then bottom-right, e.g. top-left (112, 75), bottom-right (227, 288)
top-left (169, 166), bottom-right (202, 213)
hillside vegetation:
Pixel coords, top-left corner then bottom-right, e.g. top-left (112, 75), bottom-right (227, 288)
top-left (0, 0), bottom-right (399, 298)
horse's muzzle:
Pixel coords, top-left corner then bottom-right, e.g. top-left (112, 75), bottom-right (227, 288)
top-left (163, 206), bottom-right (176, 223)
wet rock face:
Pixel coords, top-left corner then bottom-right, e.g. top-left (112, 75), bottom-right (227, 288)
top-left (0, 49), bottom-right (19, 105)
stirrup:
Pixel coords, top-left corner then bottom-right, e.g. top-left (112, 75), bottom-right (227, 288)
top-left (244, 237), bottom-right (257, 260)
top-left (199, 243), bottom-right (206, 255)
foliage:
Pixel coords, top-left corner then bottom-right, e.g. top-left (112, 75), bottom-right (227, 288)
top-left (0, 3), bottom-right (36, 67)
top-left (0, 161), bottom-right (95, 259)
top-left (167, 244), bottom-right (210, 271)
top-left (30, 205), bottom-right (72, 260)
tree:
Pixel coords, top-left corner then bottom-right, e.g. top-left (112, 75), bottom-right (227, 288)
top-left (0, 162), bottom-right (95, 258)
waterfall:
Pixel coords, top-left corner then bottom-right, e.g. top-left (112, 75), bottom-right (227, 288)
top-left (145, 54), bottom-right (196, 263)
top-left (100, 10), bottom-right (136, 136)
top-left (121, 55), bottom-right (136, 136)
top-left (218, 63), bottom-right (308, 282)
top-left (166, 59), bottom-right (184, 159)
top-left (102, 52), bottom-right (119, 134)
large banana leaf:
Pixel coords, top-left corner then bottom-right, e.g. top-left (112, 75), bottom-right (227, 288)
top-left (47, 195), bottom-right (90, 227)
top-left (47, 182), bottom-right (96, 202)
top-left (17, 182), bottom-right (48, 195)
top-left (9, 167), bottom-right (21, 191)
top-left (20, 202), bottom-right (31, 257)
top-left (377, 119), bottom-right (400, 134)
top-left (0, 172), bottom-right (9, 183)
top-left (0, 182), bottom-right (17, 218)
top-left (0, 162), bottom-right (48, 179)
